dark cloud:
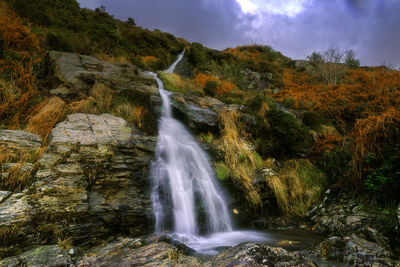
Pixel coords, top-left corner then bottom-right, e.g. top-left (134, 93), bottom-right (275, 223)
top-left (77, 0), bottom-right (400, 67)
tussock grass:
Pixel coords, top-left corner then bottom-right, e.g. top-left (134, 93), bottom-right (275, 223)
top-left (89, 83), bottom-right (114, 112)
top-left (218, 110), bottom-right (263, 206)
top-left (0, 145), bottom-right (46, 192)
top-left (114, 103), bottom-right (147, 128)
top-left (69, 83), bottom-right (150, 131)
top-left (267, 159), bottom-right (326, 216)
top-left (26, 97), bottom-right (66, 139)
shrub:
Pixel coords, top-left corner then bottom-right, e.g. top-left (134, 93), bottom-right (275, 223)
top-left (364, 145), bottom-right (400, 202)
top-left (266, 108), bottom-right (312, 157)
top-left (0, 9), bottom-right (42, 127)
top-left (302, 111), bottom-right (330, 130)
top-left (204, 80), bottom-right (218, 97)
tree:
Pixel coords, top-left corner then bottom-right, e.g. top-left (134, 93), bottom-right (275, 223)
top-left (126, 17), bottom-right (136, 26)
top-left (95, 5), bottom-right (106, 13)
top-left (307, 48), bottom-right (346, 85)
top-left (307, 52), bottom-right (323, 67)
top-left (345, 49), bottom-right (360, 68)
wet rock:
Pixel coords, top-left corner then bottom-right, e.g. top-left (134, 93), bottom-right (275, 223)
top-left (316, 235), bottom-right (396, 266)
top-left (170, 93), bottom-right (226, 132)
top-left (77, 237), bottom-right (201, 267)
top-left (0, 245), bottom-right (74, 267)
top-left (0, 191), bottom-right (10, 202)
top-left (205, 242), bottom-right (316, 267)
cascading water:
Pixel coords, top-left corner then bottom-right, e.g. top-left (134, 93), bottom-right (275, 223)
top-left (149, 52), bottom-right (269, 254)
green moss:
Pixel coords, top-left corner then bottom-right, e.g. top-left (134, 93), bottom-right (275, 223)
top-left (297, 159), bottom-right (327, 189)
top-left (215, 162), bottom-right (231, 181)
top-left (158, 73), bottom-right (185, 93)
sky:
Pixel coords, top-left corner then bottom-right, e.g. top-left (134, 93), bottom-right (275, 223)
top-left (77, 0), bottom-right (400, 67)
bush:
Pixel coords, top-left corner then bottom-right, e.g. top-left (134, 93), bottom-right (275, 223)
top-left (204, 80), bottom-right (218, 97)
top-left (266, 108), bottom-right (312, 157)
top-left (302, 111), bottom-right (330, 130)
top-left (364, 145), bottom-right (400, 202)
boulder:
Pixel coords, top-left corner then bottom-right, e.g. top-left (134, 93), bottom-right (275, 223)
top-left (48, 51), bottom-right (157, 94)
top-left (316, 235), bottom-right (397, 266)
top-left (77, 237), bottom-right (201, 267)
top-left (47, 51), bottom-right (161, 110)
top-left (0, 245), bottom-right (74, 267)
top-left (205, 242), bottom-right (316, 267)
top-left (170, 93), bottom-right (227, 132)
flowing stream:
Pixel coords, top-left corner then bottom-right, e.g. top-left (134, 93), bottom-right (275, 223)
top-left (149, 52), bottom-right (270, 254)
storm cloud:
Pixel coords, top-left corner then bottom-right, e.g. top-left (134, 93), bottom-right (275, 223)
top-left (77, 0), bottom-right (400, 67)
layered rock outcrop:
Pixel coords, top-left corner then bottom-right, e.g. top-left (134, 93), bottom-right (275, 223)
top-left (0, 114), bottom-right (156, 256)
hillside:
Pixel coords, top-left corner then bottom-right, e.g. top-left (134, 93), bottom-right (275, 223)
top-left (0, 0), bottom-right (399, 265)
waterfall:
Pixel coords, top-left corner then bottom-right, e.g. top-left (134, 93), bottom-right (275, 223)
top-left (149, 52), bottom-right (268, 255)
top-left (150, 52), bottom-right (232, 235)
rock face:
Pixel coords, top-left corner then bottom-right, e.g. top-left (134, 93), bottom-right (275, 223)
top-left (240, 68), bottom-right (272, 91)
top-left (0, 130), bottom-right (42, 190)
top-left (48, 51), bottom-right (158, 97)
top-left (170, 93), bottom-right (227, 132)
top-left (0, 114), bottom-right (156, 255)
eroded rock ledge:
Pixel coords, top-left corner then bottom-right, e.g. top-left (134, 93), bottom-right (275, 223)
top-left (0, 113), bottom-right (156, 256)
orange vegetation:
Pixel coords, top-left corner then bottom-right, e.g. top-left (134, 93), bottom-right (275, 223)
top-left (26, 97), bottom-right (66, 139)
top-left (141, 55), bottom-right (158, 63)
top-left (194, 73), bottom-right (236, 96)
top-left (225, 46), bottom-right (263, 64)
top-left (278, 67), bottom-right (400, 187)
top-left (278, 69), bottom-right (400, 130)
top-left (0, 9), bottom-right (43, 127)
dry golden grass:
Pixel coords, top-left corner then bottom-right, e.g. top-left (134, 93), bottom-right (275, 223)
top-left (26, 97), bottom-right (66, 139)
top-left (218, 110), bottom-right (263, 206)
top-left (68, 96), bottom-right (98, 114)
top-left (349, 107), bottom-right (400, 187)
top-left (69, 83), bottom-right (149, 130)
top-left (267, 159), bottom-right (326, 216)
top-left (95, 53), bottom-right (131, 64)
top-left (114, 103), bottom-right (147, 128)
top-left (89, 83), bottom-right (114, 112)
top-left (0, 145), bottom-right (46, 192)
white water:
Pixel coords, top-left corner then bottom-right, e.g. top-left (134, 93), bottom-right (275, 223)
top-left (149, 52), bottom-right (268, 254)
